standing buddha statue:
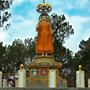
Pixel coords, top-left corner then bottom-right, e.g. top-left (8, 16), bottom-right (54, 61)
top-left (35, 14), bottom-right (54, 56)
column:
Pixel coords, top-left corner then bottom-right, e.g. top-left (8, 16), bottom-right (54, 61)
top-left (49, 70), bottom-right (56, 88)
top-left (0, 71), bottom-right (2, 87)
top-left (18, 69), bottom-right (26, 87)
top-left (88, 79), bottom-right (90, 88)
top-left (76, 65), bottom-right (85, 88)
top-left (3, 76), bottom-right (7, 87)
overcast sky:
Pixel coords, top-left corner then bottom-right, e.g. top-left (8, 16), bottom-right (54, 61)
top-left (0, 0), bottom-right (90, 53)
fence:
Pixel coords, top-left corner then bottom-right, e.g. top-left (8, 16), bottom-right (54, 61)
top-left (1, 73), bottom-right (90, 87)
top-left (60, 73), bottom-right (90, 87)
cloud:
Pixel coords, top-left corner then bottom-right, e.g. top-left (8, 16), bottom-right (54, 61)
top-left (75, 0), bottom-right (89, 9)
top-left (64, 15), bottom-right (90, 52)
top-left (0, 30), bottom-right (9, 45)
top-left (29, 0), bottom-right (41, 5)
top-left (82, 28), bottom-right (90, 41)
top-left (48, 0), bottom-right (90, 10)
top-left (69, 16), bottom-right (90, 24)
top-left (12, 0), bottom-right (26, 6)
top-left (11, 15), bottom-right (24, 22)
top-left (5, 13), bottom-right (38, 45)
top-left (0, 32), bottom-right (8, 40)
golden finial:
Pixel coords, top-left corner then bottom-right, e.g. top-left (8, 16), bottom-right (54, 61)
top-left (20, 64), bottom-right (24, 69)
top-left (79, 65), bottom-right (82, 70)
top-left (43, 0), bottom-right (45, 3)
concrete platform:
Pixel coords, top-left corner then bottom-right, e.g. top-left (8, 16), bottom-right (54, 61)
top-left (0, 87), bottom-right (90, 90)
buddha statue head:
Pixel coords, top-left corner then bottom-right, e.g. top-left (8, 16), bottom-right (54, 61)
top-left (39, 13), bottom-right (50, 22)
top-left (42, 16), bottom-right (47, 21)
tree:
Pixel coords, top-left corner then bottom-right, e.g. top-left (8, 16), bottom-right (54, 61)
top-left (61, 48), bottom-right (74, 73)
top-left (1, 38), bottom-right (36, 73)
top-left (0, 42), bottom-right (6, 71)
top-left (50, 13), bottom-right (74, 44)
top-left (50, 13), bottom-right (74, 62)
top-left (0, 0), bottom-right (13, 30)
top-left (4, 39), bottom-right (26, 73)
top-left (24, 38), bottom-right (36, 63)
top-left (77, 38), bottom-right (90, 73)
top-left (66, 37), bottom-right (90, 73)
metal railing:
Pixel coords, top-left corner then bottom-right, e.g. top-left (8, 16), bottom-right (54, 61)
top-left (0, 73), bottom-right (90, 87)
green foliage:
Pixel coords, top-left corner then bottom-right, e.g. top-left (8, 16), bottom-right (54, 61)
top-left (0, 42), bottom-right (6, 71)
top-left (24, 38), bottom-right (36, 62)
top-left (77, 38), bottom-right (90, 73)
top-left (66, 38), bottom-right (90, 73)
top-left (0, 0), bottom-right (13, 30)
top-left (50, 13), bottom-right (74, 63)
top-left (0, 38), bottom-right (36, 73)
top-left (3, 39), bottom-right (26, 72)
top-left (50, 13), bottom-right (74, 44)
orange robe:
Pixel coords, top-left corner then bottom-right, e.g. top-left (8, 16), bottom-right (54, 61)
top-left (35, 22), bottom-right (54, 54)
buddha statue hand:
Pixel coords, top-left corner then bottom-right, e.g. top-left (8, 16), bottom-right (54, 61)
top-left (51, 29), bottom-right (53, 34)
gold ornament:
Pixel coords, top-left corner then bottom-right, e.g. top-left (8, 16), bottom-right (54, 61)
top-left (79, 65), bottom-right (82, 69)
top-left (36, 3), bottom-right (52, 13)
top-left (20, 64), bottom-right (24, 68)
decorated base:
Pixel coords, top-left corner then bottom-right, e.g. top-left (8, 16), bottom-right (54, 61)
top-left (26, 55), bottom-right (67, 87)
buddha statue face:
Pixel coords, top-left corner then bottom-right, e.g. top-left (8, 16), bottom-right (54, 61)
top-left (42, 16), bottom-right (47, 21)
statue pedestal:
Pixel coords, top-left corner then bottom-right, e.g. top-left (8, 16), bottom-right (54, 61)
top-left (27, 55), bottom-right (67, 88)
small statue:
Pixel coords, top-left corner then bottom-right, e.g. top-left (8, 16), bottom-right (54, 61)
top-left (35, 14), bottom-right (54, 56)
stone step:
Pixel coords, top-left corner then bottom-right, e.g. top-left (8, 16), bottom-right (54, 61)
top-left (0, 87), bottom-right (90, 90)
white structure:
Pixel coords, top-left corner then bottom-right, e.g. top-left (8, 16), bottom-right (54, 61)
top-left (15, 74), bottom-right (18, 87)
top-left (15, 79), bottom-right (18, 87)
top-left (18, 69), bottom-right (26, 87)
top-left (76, 70), bottom-right (85, 88)
top-left (88, 79), bottom-right (90, 88)
top-left (49, 70), bottom-right (56, 88)
top-left (3, 79), bottom-right (7, 87)
top-left (33, 72), bottom-right (37, 76)
top-left (0, 71), bottom-right (2, 87)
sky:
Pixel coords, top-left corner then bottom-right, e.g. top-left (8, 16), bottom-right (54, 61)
top-left (0, 0), bottom-right (90, 53)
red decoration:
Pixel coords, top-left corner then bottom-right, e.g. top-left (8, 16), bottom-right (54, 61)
top-left (40, 68), bottom-right (49, 76)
